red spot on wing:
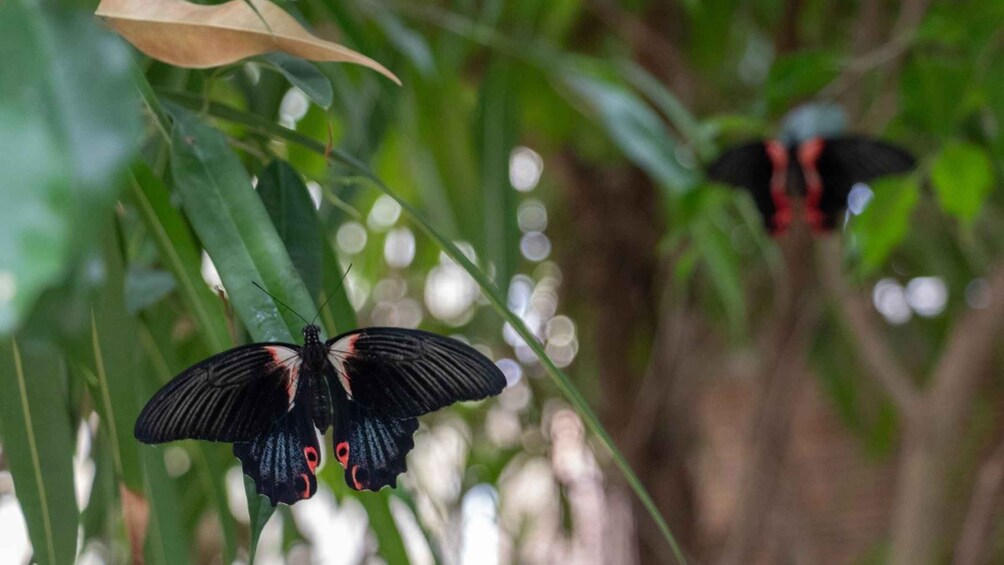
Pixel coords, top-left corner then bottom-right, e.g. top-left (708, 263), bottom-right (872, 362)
top-left (299, 473), bottom-right (311, 498)
top-left (304, 446), bottom-right (319, 473)
top-left (797, 137), bottom-right (826, 231)
top-left (351, 465), bottom-right (364, 490)
top-left (765, 140), bottom-right (792, 234)
top-left (335, 441), bottom-right (350, 468)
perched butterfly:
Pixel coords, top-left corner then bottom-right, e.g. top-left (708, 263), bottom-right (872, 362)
top-left (707, 135), bottom-right (915, 234)
top-left (135, 323), bottom-right (506, 505)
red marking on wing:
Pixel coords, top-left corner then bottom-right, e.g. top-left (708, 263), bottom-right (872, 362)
top-left (332, 334), bottom-right (359, 395)
top-left (304, 446), bottom-right (319, 473)
top-left (299, 473), bottom-right (311, 498)
top-left (765, 140), bottom-right (792, 234)
top-left (797, 137), bottom-right (826, 232)
top-left (351, 465), bottom-right (364, 490)
top-left (266, 346), bottom-right (300, 405)
top-left (335, 441), bottom-right (350, 468)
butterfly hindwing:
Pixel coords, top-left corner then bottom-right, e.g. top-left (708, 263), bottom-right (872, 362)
top-left (706, 141), bottom-right (777, 230)
top-left (814, 136), bottom-right (916, 228)
top-left (331, 380), bottom-right (419, 491)
top-left (135, 344), bottom-right (302, 443)
top-left (325, 328), bottom-right (506, 418)
top-left (233, 374), bottom-right (322, 505)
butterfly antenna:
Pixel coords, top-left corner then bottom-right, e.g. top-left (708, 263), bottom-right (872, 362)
top-left (311, 264), bottom-right (353, 325)
top-left (251, 281), bottom-right (311, 326)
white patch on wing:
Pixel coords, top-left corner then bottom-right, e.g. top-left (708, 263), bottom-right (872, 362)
top-left (265, 346), bottom-right (302, 409)
top-left (327, 334), bottom-right (359, 398)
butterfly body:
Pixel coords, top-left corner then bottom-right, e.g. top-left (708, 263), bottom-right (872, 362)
top-left (136, 324), bottom-right (506, 505)
top-left (707, 135), bottom-right (915, 235)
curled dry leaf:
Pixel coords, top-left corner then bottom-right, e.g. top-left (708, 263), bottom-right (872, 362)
top-left (95, 0), bottom-right (401, 84)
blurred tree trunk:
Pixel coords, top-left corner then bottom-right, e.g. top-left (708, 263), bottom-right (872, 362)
top-left (553, 153), bottom-right (697, 564)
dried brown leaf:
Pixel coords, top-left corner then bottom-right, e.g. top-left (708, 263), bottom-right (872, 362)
top-left (120, 484), bottom-right (150, 565)
top-left (95, 0), bottom-right (400, 84)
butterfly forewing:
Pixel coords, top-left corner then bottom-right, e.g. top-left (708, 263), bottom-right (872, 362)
top-left (706, 142), bottom-right (777, 231)
top-left (325, 328), bottom-right (507, 418)
top-left (134, 344), bottom-right (302, 443)
top-left (814, 136), bottom-right (916, 228)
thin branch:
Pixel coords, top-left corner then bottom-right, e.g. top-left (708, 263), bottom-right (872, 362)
top-left (954, 432), bottom-right (1004, 565)
top-left (927, 267), bottom-right (1004, 428)
top-left (815, 239), bottom-right (920, 418)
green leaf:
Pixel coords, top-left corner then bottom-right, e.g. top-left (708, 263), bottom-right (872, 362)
top-left (564, 74), bottom-right (699, 194)
top-left (850, 176), bottom-right (921, 274)
top-left (930, 141), bottom-right (993, 226)
top-left (257, 160), bottom-right (324, 300)
top-left (0, 1), bottom-right (140, 333)
top-left (901, 54), bottom-right (971, 135)
top-left (476, 62), bottom-right (520, 294)
top-left (0, 339), bottom-right (78, 565)
top-left (765, 50), bottom-right (840, 114)
top-left (124, 266), bottom-right (176, 314)
top-left (262, 53), bottom-right (334, 109)
top-left (167, 105), bottom-right (316, 342)
top-left (129, 165), bottom-right (232, 352)
top-left (245, 475), bottom-right (275, 565)
top-left (358, 492), bottom-right (411, 565)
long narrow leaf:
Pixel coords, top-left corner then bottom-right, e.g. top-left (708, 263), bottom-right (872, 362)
top-left (0, 339), bottom-right (78, 565)
top-left (257, 160), bottom-right (324, 300)
top-left (129, 165), bottom-right (231, 351)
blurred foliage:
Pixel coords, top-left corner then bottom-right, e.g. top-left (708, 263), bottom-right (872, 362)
top-left (1, 0), bottom-right (1004, 563)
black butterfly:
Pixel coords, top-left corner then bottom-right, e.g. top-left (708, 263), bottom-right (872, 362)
top-left (707, 135), bottom-right (915, 234)
top-left (135, 324), bottom-right (506, 505)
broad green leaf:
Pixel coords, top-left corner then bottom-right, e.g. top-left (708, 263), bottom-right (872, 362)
top-left (0, 1), bottom-right (140, 333)
top-left (564, 74), bottom-right (699, 194)
top-left (257, 160), bottom-right (324, 301)
top-left (167, 106), bottom-right (316, 342)
top-left (262, 53), bottom-right (334, 109)
top-left (930, 141), bottom-right (993, 226)
top-left (850, 176), bottom-right (921, 274)
top-left (319, 240), bottom-right (357, 337)
top-left (0, 339), bottom-right (78, 565)
top-left (129, 165), bottom-right (232, 351)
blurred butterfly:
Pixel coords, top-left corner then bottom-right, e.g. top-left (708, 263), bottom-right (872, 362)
top-left (706, 136), bottom-right (916, 234)
top-left (135, 322), bottom-right (506, 505)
